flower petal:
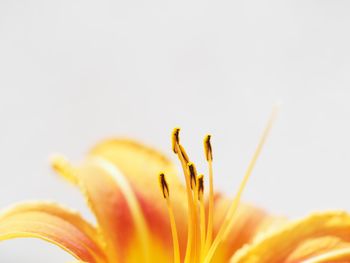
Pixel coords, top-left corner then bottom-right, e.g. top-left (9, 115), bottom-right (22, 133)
top-left (59, 153), bottom-right (187, 262)
top-left (208, 194), bottom-right (279, 262)
top-left (89, 138), bottom-right (183, 189)
top-left (302, 247), bottom-right (350, 263)
top-left (285, 235), bottom-right (350, 262)
top-left (230, 211), bottom-right (350, 263)
top-left (88, 139), bottom-right (188, 260)
top-left (0, 202), bottom-right (106, 263)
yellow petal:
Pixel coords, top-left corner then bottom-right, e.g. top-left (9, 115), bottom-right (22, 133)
top-left (90, 138), bottom-right (182, 187)
top-left (302, 247), bottom-right (350, 263)
top-left (0, 202), bottom-right (106, 263)
top-left (230, 211), bottom-right (350, 263)
top-left (286, 236), bottom-right (350, 262)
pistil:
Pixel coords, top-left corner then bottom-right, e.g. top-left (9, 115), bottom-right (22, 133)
top-left (203, 110), bottom-right (277, 263)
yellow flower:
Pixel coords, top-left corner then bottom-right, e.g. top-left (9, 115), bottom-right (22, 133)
top-left (1, 122), bottom-right (350, 262)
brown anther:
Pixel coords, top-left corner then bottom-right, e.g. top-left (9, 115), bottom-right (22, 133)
top-left (159, 172), bottom-right (169, 199)
top-left (204, 134), bottom-right (213, 161)
top-left (172, 128), bottom-right (180, 153)
top-left (197, 174), bottom-right (204, 200)
top-left (187, 162), bottom-right (197, 190)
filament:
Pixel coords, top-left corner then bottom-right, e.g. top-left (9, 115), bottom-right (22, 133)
top-left (159, 173), bottom-right (181, 263)
top-left (172, 128), bottom-right (196, 263)
top-left (203, 135), bottom-right (214, 254)
top-left (197, 174), bottom-right (206, 262)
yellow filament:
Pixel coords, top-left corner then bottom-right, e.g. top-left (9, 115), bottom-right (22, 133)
top-left (302, 248), bottom-right (350, 263)
top-left (187, 162), bottom-right (201, 262)
top-left (167, 198), bottom-right (181, 263)
top-left (191, 174), bottom-right (200, 263)
top-left (199, 197), bottom-right (206, 262)
top-left (203, 109), bottom-right (277, 263)
top-left (203, 135), bottom-right (214, 255)
top-left (172, 128), bottom-right (202, 263)
top-left (205, 164), bottom-right (214, 254)
top-left (159, 173), bottom-right (181, 263)
top-left (174, 142), bottom-right (196, 263)
top-left (197, 175), bottom-right (206, 262)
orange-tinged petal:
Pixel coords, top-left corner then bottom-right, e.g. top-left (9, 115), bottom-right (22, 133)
top-left (208, 194), bottom-right (278, 262)
top-left (0, 202), bottom-right (106, 263)
top-left (60, 154), bottom-right (186, 263)
top-left (230, 211), bottom-right (350, 263)
top-left (87, 139), bottom-right (188, 260)
top-left (90, 138), bottom-right (188, 245)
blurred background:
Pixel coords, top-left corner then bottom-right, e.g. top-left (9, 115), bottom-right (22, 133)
top-left (1, 0), bottom-right (350, 261)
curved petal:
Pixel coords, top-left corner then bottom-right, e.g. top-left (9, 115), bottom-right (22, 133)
top-left (208, 194), bottom-right (280, 262)
top-left (230, 211), bottom-right (350, 263)
top-left (89, 139), bottom-right (188, 232)
top-left (302, 247), bottom-right (350, 263)
top-left (285, 235), bottom-right (349, 262)
top-left (0, 202), bottom-right (106, 263)
top-left (87, 139), bottom-right (188, 260)
top-left (90, 139), bottom-right (182, 187)
top-left (52, 139), bottom-right (189, 262)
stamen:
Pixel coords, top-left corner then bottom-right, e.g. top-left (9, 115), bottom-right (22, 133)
top-left (172, 128), bottom-right (180, 153)
top-left (197, 174), bottom-right (206, 261)
top-left (159, 173), bottom-right (170, 199)
top-left (158, 173), bottom-right (180, 263)
top-left (204, 135), bottom-right (213, 161)
top-left (203, 134), bottom-right (214, 254)
top-left (188, 162), bottom-right (200, 263)
top-left (179, 144), bottom-right (190, 163)
top-left (203, 109), bottom-right (277, 263)
top-left (172, 129), bottom-right (196, 263)
top-left (197, 174), bottom-right (204, 200)
top-left (187, 162), bottom-right (197, 190)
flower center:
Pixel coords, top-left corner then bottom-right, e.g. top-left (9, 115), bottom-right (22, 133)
top-left (159, 109), bottom-right (277, 263)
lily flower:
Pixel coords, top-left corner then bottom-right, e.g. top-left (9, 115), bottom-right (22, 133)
top-left (1, 123), bottom-right (350, 263)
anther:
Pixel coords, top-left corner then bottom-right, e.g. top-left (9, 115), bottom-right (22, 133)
top-left (159, 172), bottom-right (169, 199)
top-left (197, 174), bottom-right (204, 200)
top-left (172, 128), bottom-right (180, 153)
top-left (204, 135), bottom-right (213, 161)
top-left (187, 162), bottom-right (197, 190)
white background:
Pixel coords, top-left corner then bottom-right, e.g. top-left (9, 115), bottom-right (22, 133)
top-left (1, 0), bottom-right (350, 262)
